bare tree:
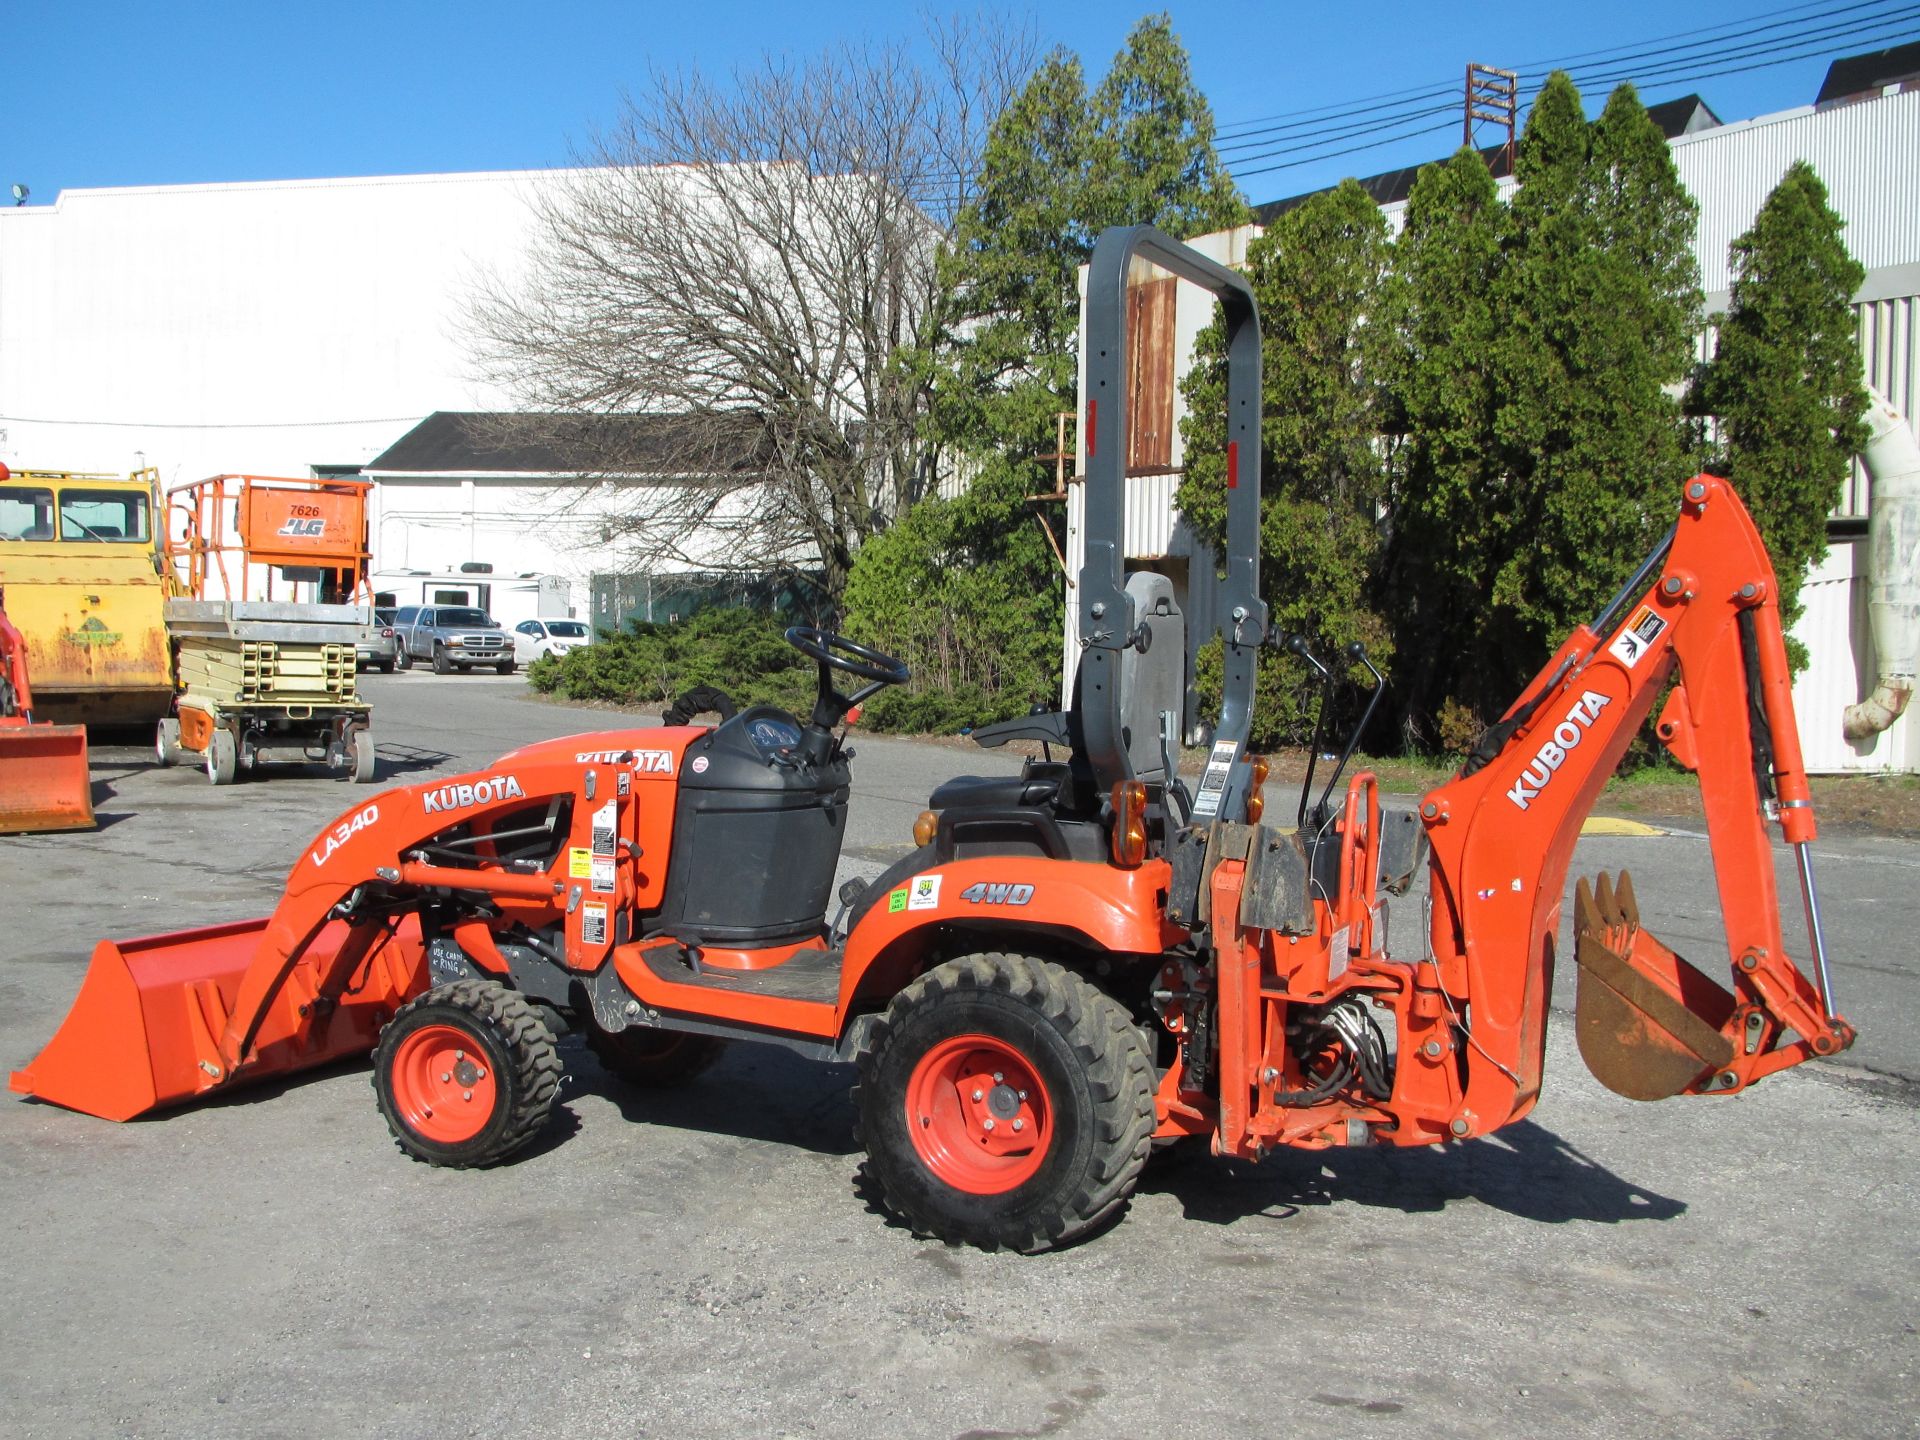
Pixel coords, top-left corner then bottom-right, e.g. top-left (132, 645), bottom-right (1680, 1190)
top-left (472, 19), bottom-right (1033, 597)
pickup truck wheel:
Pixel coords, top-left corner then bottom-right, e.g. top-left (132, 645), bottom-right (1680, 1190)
top-left (433, 645), bottom-right (453, 675)
top-left (373, 981), bottom-right (561, 1168)
top-left (856, 953), bottom-right (1154, 1253)
top-left (496, 659), bottom-right (516, 676)
top-left (395, 648), bottom-right (413, 672)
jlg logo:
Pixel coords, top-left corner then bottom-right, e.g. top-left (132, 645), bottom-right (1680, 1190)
top-left (1505, 691), bottom-right (1611, 812)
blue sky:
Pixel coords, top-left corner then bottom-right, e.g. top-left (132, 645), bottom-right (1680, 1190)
top-left (10, 2), bottom-right (1914, 207)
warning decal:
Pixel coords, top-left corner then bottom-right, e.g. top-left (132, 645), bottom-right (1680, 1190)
top-left (582, 903), bottom-right (608, 945)
top-left (1188, 738), bottom-right (1241, 820)
top-left (1607, 605), bottom-right (1669, 668)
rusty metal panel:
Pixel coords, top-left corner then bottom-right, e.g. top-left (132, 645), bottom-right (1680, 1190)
top-left (1125, 276), bottom-right (1176, 476)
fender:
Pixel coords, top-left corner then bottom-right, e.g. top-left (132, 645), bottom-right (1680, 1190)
top-left (837, 855), bottom-right (1179, 1013)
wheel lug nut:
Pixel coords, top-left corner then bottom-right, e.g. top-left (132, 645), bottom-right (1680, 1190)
top-left (441, 1072), bottom-right (451, 1082)
top-left (971, 1089), bottom-right (983, 1102)
top-left (463, 1090), bottom-right (473, 1101)
top-left (982, 1118), bottom-right (995, 1131)
top-left (993, 1072), bottom-right (1004, 1083)
top-left (455, 1050), bottom-right (465, 1060)
top-left (1012, 1119), bottom-right (1024, 1132)
top-left (1017, 1090), bottom-right (1027, 1101)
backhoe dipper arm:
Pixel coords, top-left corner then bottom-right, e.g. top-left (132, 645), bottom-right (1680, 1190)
top-left (1413, 476), bottom-right (1854, 1139)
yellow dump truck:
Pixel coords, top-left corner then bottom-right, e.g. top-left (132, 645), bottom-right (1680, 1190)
top-left (0, 465), bottom-right (173, 725)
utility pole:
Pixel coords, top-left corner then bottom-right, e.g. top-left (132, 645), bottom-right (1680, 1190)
top-left (1464, 64), bottom-right (1518, 175)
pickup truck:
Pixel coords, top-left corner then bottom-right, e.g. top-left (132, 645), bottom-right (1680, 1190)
top-left (391, 605), bottom-right (515, 674)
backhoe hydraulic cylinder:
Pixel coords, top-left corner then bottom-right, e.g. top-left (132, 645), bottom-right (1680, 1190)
top-left (1794, 841), bottom-right (1836, 1014)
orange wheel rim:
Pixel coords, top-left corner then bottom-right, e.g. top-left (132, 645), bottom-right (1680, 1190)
top-left (905, 1034), bottom-right (1052, 1195)
top-left (391, 1024), bottom-right (497, 1144)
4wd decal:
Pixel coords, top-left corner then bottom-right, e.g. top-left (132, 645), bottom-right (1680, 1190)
top-left (422, 775), bottom-right (526, 815)
top-left (1505, 691), bottom-right (1611, 812)
top-left (960, 882), bottom-right (1034, 906)
top-left (1607, 605), bottom-right (1669, 668)
top-left (309, 802), bottom-right (379, 869)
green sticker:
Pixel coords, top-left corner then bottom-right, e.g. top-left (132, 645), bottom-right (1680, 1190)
top-left (887, 887), bottom-right (909, 914)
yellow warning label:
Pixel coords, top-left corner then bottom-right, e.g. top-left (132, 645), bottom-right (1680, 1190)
top-left (569, 847), bottom-right (593, 879)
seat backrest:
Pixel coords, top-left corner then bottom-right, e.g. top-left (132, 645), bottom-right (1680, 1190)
top-left (1119, 570), bottom-right (1184, 787)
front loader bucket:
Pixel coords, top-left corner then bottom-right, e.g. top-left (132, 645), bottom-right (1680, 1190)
top-left (10, 915), bottom-right (425, 1122)
top-left (1573, 872), bottom-right (1736, 1101)
top-left (0, 723), bottom-right (94, 834)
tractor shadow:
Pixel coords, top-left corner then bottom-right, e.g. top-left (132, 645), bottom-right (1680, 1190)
top-left (363, 743), bottom-right (454, 781)
top-left (562, 1036), bottom-right (860, 1158)
top-left (1140, 1119), bottom-right (1685, 1227)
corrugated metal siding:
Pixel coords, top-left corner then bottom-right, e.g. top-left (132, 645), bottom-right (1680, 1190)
top-left (1673, 92), bottom-right (1920, 293)
top-left (1792, 538), bottom-right (1915, 773)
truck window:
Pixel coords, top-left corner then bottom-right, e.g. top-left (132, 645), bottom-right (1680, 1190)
top-left (1, 487), bottom-right (56, 541)
top-left (59, 489), bottom-right (151, 543)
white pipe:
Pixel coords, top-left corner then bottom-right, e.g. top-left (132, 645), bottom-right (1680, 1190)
top-left (1843, 388), bottom-right (1920, 741)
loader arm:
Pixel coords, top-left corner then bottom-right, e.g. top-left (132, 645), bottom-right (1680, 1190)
top-left (11, 741), bottom-right (667, 1120)
top-left (1415, 475), bottom-right (1853, 1137)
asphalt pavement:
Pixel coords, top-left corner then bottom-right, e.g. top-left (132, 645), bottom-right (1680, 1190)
top-left (1, 670), bottom-right (1913, 1438)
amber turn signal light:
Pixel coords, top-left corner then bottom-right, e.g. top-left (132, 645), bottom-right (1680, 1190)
top-left (1110, 781), bottom-right (1148, 868)
top-left (1245, 754), bottom-right (1270, 825)
top-left (913, 809), bottom-right (939, 848)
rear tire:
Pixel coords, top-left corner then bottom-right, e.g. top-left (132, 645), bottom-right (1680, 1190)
top-left (432, 645), bottom-right (452, 675)
top-left (155, 717), bottom-right (181, 767)
top-left (205, 728), bottom-right (238, 785)
top-left (856, 953), bottom-right (1154, 1252)
top-left (586, 1025), bottom-right (727, 1087)
top-left (373, 980), bottom-right (561, 1168)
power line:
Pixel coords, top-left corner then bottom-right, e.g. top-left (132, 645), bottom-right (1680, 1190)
top-left (0, 413), bottom-right (426, 430)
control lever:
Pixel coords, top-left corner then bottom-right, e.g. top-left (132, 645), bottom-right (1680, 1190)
top-left (1278, 633), bottom-right (1336, 829)
top-left (1312, 643), bottom-right (1385, 822)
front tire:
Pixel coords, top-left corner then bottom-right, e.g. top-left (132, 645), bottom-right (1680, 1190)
top-left (372, 980), bottom-right (561, 1168)
top-left (432, 645), bottom-right (452, 675)
top-left (856, 953), bottom-right (1154, 1252)
top-left (496, 659), bottom-right (516, 675)
top-left (205, 727), bottom-right (238, 785)
top-left (396, 647), bottom-right (413, 671)
top-left (155, 717), bottom-right (182, 766)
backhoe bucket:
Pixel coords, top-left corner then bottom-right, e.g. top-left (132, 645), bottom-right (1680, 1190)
top-left (1574, 872), bottom-right (1736, 1101)
top-left (0, 722), bottom-right (94, 833)
top-left (10, 915), bottom-right (425, 1122)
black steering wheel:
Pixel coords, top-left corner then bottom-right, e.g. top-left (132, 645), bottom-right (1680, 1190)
top-left (784, 627), bottom-right (910, 687)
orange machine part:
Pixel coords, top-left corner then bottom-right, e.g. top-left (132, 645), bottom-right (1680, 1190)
top-left (10, 916), bottom-right (427, 1121)
top-left (0, 597), bottom-right (94, 834)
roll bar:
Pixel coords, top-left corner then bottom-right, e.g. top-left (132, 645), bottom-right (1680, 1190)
top-left (1079, 225), bottom-right (1266, 820)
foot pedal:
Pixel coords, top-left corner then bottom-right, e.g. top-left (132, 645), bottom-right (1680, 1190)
top-left (1573, 871), bottom-right (1736, 1101)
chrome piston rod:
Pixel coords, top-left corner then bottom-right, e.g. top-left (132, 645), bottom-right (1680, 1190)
top-left (1793, 841), bottom-right (1836, 1015)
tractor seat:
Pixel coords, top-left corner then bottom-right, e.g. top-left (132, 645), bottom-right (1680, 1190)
top-left (930, 762), bottom-right (1070, 813)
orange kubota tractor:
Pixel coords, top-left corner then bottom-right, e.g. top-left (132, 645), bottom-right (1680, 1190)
top-left (11, 229), bottom-right (1853, 1250)
top-left (0, 588), bottom-right (95, 833)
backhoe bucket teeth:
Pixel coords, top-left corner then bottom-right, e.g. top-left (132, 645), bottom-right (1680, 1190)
top-left (0, 723), bottom-right (94, 834)
top-left (1574, 872), bottom-right (1736, 1101)
top-left (10, 916), bottom-right (426, 1121)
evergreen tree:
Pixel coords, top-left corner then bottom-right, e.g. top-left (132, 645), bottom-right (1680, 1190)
top-left (1694, 160), bottom-right (1869, 641)
top-left (853, 14), bottom-right (1248, 728)
top-left (1481, 75), bottom-right (1700, 727)
top-left (1178, 179), bottom-right (1397, 744)
top-left (1382, 147), bottom-right (1505, 749)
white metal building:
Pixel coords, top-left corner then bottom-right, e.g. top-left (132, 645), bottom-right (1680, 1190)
top-left (1067, 76), bottom-right (1920, 772)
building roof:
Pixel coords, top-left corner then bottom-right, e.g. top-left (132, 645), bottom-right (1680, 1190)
top-left (365, 410), bottom-right (769, 477)
top-left (1253, 93), bottom-right (1721, 221)
top-left (1817, 39), bottom-right (1920, 106)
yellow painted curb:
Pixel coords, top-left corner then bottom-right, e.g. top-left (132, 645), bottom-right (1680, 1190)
top-left (1580, 816), bottom-right (1668, 837)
